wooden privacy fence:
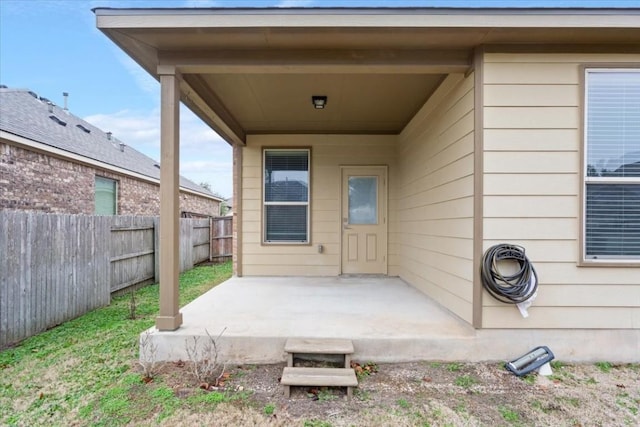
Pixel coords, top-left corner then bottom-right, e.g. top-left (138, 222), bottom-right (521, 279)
top-left (110, 216), bottom-right (156, 294)
top-left (110, 217), bottom-right (213, 294)
top-left (210, 216), bottom-right (233, 263)
top-left (0, 212), bottom-right (111, 348)
top-left (0, 211), bottom-right (232, 348)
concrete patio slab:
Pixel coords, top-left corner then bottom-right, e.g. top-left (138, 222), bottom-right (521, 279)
top-left (143, 276), bottom-right (640, 364)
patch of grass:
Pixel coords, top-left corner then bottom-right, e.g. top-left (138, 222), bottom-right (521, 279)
top-left (0, 262), bottom-right (232, 427)
top-left (263, 403), bottom-right (275, 415)
top-left (595, 361), bottom-right (613, 373)
top-left (585, 377), bottom-right (598, 385)
top-left (411, 410), bottom-right (428, 424)
top-left (561, 396), bottom-right (581, 408)
top-left (498, 406), bottom-right (520, 424)
top-left (430, 407), bottom-right (444, 418)
top-left (186, 390), bottom-right (228, 406)
top-left (317, 388), bottom-right (338, 402)
top-left (122, 372), bottom-right (144, 386)
top-left (354, 388), bottom-right (371, 401)
top-left (96, 385), bottom-right (135, 425)
top-left (229, 389), bottom-right (253, 403)
top-left (530, 400), bottom-right (561, 414)
top-left (233, 364), bottom-right (257, 378)
top-left (558, 369), bottom-right (576, 381)
top-left (151, 385), bottom-right (181, 421)
top-left (397, 398), bottom-right (410, 409)
top-left (454, 374), bottom-right (477, 388)
top-left (521, 374), bottom-right (536, 385)
top-left (531, 400), bottom-right (545, 413)
top-left (455, 401), bottom-right (467, 414)
top-left (616, 392), bottom-right (639, 416)
top-left (547, 364), bottom-right (577, 383)
top-left (303, 420), bottom-right (332, 427)
top-left (446, 362), bottom-right (463, 372)
top-left (550, 360), bottom-right (564, 370)
top-left (547, 374), bottom-right (564, 383)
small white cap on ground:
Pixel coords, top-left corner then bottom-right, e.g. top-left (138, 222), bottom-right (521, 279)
top-left (538, 362), bottom-right (553, 376)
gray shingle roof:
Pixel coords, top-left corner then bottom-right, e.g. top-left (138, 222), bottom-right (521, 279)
top-left (0, 88), bottom-right (219, 199)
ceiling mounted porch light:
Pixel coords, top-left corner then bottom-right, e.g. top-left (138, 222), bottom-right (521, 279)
top-left (312, 95), bottom-right (327, 109)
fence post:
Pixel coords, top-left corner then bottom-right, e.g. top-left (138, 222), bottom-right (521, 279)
top-left (209, 217), bottom-right (213, 263)
top-left (154, 217), bottom-right (160, 284)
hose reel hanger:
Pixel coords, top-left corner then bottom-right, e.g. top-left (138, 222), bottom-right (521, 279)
top-left (481, 244), bottom-right (538, 318)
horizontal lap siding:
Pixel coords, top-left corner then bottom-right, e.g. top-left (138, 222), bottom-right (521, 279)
top-left (482, 52), bottom-right (640, 329)
top-left (241, 134), bottom-right (396, 276)
top-left (396, 74), bottom-right (475, 323)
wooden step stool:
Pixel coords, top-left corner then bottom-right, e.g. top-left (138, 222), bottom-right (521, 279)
top-left (281, 338), bottom-right (358, 399)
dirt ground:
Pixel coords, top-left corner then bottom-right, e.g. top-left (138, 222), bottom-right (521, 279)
top-left (150, 358), bottom-right (639, 427)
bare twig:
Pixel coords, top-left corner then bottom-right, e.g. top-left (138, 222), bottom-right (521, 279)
top-left (129, 289), bottom-right (137, 320)
top-left (185, 327), bottom-right (227, 385)
top-left (138, 330), bottom-right (160, 379)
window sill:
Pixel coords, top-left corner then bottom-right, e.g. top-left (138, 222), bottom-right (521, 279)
top-left (578, 259), bottom-right (640, 268)
top-left (262, 242), bottom-right (311, 246)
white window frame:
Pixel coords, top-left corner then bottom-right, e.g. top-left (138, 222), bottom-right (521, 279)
top-left (582, 67), bottom-right (640, 264)
top-left (262, 148), bottom-right (311, 244)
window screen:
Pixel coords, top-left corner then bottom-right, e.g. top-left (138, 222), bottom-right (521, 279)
top-left (263, 149), bottom-right (309, 243)
top-left (584, 69), bottom-right (640, 260)
top-left (95, 176), bottom-right (117, 215)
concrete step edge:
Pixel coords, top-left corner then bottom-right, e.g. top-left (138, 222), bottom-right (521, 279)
top-left (285, 338), bottom-right (354, 354)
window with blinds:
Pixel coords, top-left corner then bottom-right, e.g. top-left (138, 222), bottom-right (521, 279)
top-left (95, 176), bottom-right (117, 215)
top-left (263, 149), bottom-right (310, 243)
top-left (584, 69), bottom-right (640, 260)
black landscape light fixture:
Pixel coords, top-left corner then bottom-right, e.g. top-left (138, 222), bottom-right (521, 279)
top-left (311, 95), bottom-right (327, 109)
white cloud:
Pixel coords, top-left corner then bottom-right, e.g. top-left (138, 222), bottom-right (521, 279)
top-left (84, 106), bottom-right (233, 197)
top-left (180, 160), bottom-right (233, 197)
top-left (116, 52), bottom-right (160, 97)
top-left (182, 0), bottom-right (219, 6)
top-left (276, 0), bottom-right (314, 6)
top-left (84, 109), bottom-right (161, 152)
top-left (179, 108), bottom-right (233, 197)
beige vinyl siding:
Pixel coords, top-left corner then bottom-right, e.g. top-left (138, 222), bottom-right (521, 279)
top-left (241, 134), bottom-right (396, 276)
top-left (395, 73), bottom-right (475, 323)
top-left (482, 52), bottom-right (640, 329)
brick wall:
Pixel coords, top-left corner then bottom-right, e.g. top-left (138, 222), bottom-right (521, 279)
top-left (180, 191), bottom-right (220, 217)
top-left (0, 141), bottom-right (220, 216)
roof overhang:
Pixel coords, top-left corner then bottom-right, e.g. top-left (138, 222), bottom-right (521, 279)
top-left (94, 7), bottom-right (640, 146)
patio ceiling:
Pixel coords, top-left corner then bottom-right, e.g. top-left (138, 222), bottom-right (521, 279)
top-left (95, 7), bottom-right (640, 145)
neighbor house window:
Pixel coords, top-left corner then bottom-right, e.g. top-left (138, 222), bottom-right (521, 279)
top-left (263, 149), bottom-right (310, 243)
top-left (584, 69), bottom-right (640, 261)
top-left (95, 176), bottom-right (117, 215)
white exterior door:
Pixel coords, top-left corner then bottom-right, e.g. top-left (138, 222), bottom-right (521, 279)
top-left (341, 166), bottom-right (387, 274)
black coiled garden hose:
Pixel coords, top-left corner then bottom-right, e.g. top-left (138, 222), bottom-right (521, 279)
top-left (481, 244), bottom-right (538, 304)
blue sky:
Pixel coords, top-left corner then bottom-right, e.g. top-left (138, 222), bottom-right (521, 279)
top-left (1, 0), bottom-right (638, 197)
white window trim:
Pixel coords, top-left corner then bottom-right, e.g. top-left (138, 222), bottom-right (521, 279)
top-left (582, 67), bottom-right (640, 264)
top-left (262, 148), bottom-right (311, 245)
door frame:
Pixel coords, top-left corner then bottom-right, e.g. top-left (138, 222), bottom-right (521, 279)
top-left (339, 165), bottom-right (388, 275)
